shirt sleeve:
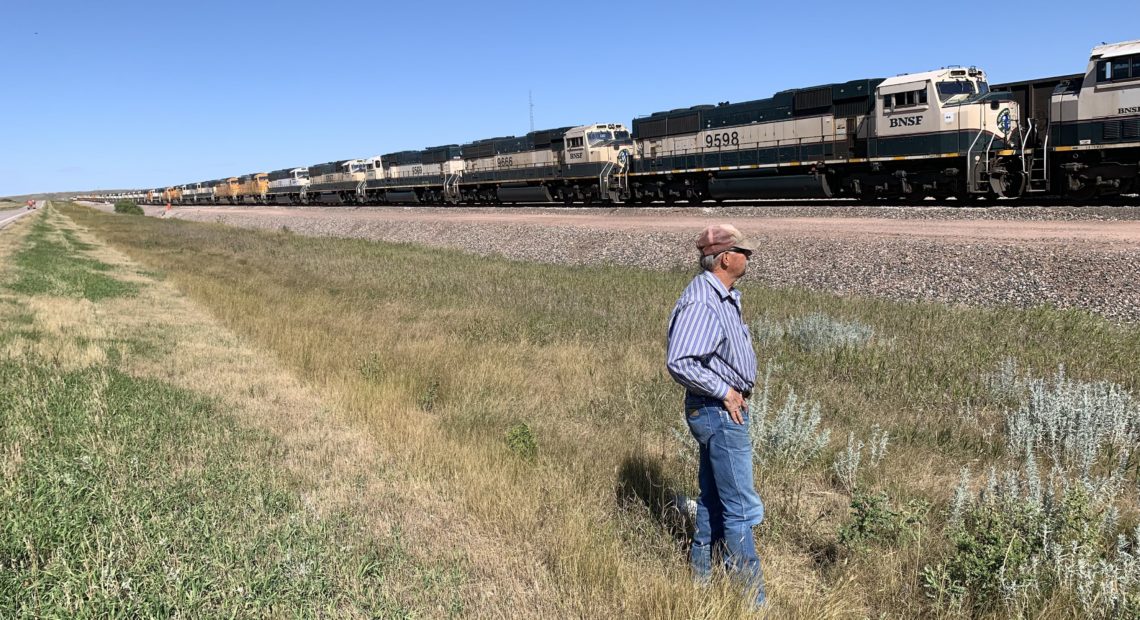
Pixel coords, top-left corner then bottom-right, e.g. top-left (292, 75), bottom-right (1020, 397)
top-left (666, 301), bottom-right (730, 400)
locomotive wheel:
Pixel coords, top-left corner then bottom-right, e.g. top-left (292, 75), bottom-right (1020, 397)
top-left (989, 171), bottom-right (1027, 199)
top-left (1067, 182), bottom-right (1098, 202)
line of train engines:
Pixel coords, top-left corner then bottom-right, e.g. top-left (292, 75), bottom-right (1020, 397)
top-left (94, 39), bottom-right (1140, 206)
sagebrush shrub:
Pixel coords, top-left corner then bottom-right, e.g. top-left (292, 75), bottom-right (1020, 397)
top-left (988, 357), bottom-right (1025, 402)
top-left (749, 363), bottom-right (831, 469)
top-left (929, 463), bottom-right (1134, 616)
top-left (784, 312), bottom-right (875, 352)
top-left (749, 316), bottom-right (785, 345)
top-left (750, 312), bottom-right (875, 352)
top-left (1005, 365), bottom-right (1139, 479)
top-left (672, 363), bottom-right (833, 481)
top-left (833, 426), bottom-right (889, 493)
top-left (926, 361), bottom-right (1140, 616)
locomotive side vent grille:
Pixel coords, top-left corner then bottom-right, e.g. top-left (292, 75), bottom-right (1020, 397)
top-left (1123, 119), bottom-right (1140, 139)
top-left (833, 100), bottom-right (873, 118)
top-left (1103, 121), bottom-right (1121, 140)
top-left (668, 113), bottom-right (700, 135)
top-left (794, 87), bottom-right (833, 111)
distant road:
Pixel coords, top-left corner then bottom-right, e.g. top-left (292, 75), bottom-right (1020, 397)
top-left (0, 202), bottom-right (40, 229)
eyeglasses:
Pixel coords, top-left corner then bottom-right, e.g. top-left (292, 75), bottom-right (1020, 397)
top-left (728, 248), bottom-right (752, 260)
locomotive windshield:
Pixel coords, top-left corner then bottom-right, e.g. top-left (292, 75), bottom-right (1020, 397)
top-left (614, 130), bottom-right (631, 142)
top-left (587, 131), bottom-right (613, 147)
top-left (937, 80), bottom-right (976, 102)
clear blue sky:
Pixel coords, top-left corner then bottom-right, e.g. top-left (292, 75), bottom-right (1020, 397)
top-left (0, 0), bottom-right (1132, 196)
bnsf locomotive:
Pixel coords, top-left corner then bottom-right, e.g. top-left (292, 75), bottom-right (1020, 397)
top-left (102, 39), bottom-right (1139, 207)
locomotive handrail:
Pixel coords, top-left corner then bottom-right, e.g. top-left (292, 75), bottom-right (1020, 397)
top-left (598, 161), bottom-right (614, 198)
top-left (965, 131), bottom-right (984, 193)
top-left (984, 132), bottom-right (997, 188)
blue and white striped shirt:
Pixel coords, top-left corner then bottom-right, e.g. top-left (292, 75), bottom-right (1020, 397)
top-left (666, 271), bottom-right (758, 400)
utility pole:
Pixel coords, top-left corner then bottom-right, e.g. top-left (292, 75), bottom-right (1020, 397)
top-left (529, 90), bottom-right (535, 133)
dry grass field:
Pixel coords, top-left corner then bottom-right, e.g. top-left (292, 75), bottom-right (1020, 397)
top-left (5, 201), bottom-right (1140, 617)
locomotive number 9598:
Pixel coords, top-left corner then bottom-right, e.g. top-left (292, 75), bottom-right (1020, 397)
top-left (705, 132), bottom-right (740, 148)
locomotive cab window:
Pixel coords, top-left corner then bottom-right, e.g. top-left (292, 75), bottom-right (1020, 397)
top-left (888, 88), bottom-right (928, 109)
top-left (1097, 55), bottom-right (1140, 83)
top-left (567, 136), bottom-right (584, 148)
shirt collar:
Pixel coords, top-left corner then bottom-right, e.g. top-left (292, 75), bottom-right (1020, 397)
top-left (701, 271), bottom-right (738, 302)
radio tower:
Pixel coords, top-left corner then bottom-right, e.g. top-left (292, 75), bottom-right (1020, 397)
top-left (529, 90), bottom-right (535, 133)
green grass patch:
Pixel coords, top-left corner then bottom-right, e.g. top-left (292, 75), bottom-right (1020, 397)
top-left (7, 213), bottom-right (136, 301)
top-left (0, 354), bottom-right (458, 617)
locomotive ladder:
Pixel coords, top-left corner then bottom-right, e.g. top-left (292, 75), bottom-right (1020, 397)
top-left (1019, 119), bottom-right (1050, 193)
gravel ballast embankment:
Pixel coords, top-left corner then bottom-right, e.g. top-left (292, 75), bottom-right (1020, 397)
top-left (140, 205), bottom-right (1140, 323)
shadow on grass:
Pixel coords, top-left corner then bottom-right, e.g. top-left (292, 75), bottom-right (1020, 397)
top-left (616, 454), bottom-right (694, 546)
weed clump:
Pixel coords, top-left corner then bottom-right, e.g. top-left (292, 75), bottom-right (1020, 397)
top-left (419, 378), bottom-right (441, 412)
top-left (838, 491), bottom-right (928, 554)
top-left (113, 200), bottom-right (144, 215)
top-left (357, 353), bottom-right (383, 383)
top-left (506, 423), bottom-right (537, 461)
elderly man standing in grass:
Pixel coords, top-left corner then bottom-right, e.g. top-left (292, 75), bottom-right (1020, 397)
top-left (666, 224), bottom-right (765, 607)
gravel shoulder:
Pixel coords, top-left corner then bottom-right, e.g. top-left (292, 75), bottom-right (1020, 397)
top-left (80, 202), bottom-right (1140, 323)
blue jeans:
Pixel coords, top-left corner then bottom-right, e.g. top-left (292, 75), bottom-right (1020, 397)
top-left (684, 392), bottom-right (765, 607)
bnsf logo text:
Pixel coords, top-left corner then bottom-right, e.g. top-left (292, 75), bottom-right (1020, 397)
top-left (1120, 107), bottom-right (1140, 115)
top-left (889, 116), bottom-right (923, 128)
